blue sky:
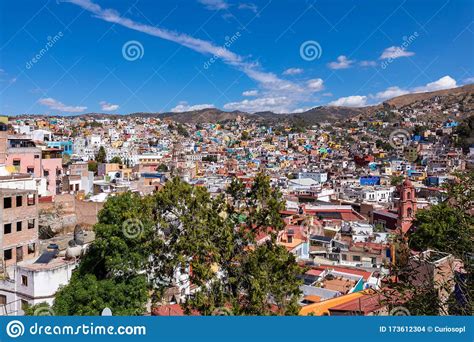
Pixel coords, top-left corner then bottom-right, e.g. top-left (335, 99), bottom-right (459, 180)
top-left (0, 0), bottom-right (473, 115)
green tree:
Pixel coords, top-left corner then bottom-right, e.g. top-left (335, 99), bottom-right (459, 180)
top-left (390, 175), bottom-right (404, 186)
top-left (410, 172), bottom-right (473, 259)
top-left (88, 160), bottom-right (98, 173)
top-left (54, 175), bottom-right (303, 316)
top-left (109, 156), bottom-right (122, 164)
top-left (156, 163), bottom-right (168, 172)
top-left (176, 123), bottom-right (189, 137)
top-left (454, 115), bottom-right (473, 153)
top-left (95, 146), bottom-right (107, 163)
top-left (23, 302), bottom-right (53, 316)
top-left (54, 192), bottom-right (156, 315)
top-left (179, 174), bottom-right (301, 315)
top-left (241, 131), bottom-right (250, 140)
top-left (382, 172), bottom-right (473, 315)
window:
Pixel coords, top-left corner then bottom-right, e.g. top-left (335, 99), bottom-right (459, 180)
top-left (21, 275), bottom-right (28, 286)
top-left (4, 223), bottom-right (11, 234)
top-left (12, 159), bottom-right (20, 166)
top-left (34, 155), bottom-right (40, 159)
top-left (342, 254), bottom-right (347, 261)
top-left (3, 197), bottom-right (12, 209)
top-left (16, 246), bottom-right (23, 262)
top-left (16, 221), bottom-right (22, 232)
top-left (28, 243), bottom-right (35, 255)
top-left (44, 170), bottom-right (49, 177)
top-left (16, 196), bottom-right (22, 207)
top-left (0, 295), bottom-right (6, 306)
top-left (27, 167), bottom-right (34, 174)
top-left (4, 249), bottom-right (12, 261)
top-left (21, 300), bottom-right (28, 311)
top-left (27, 194), bottom-right (35, 206)
top-left (28, 219), bottom-right (35, 229)
top-left (353, 255), bottom-right (361, 262)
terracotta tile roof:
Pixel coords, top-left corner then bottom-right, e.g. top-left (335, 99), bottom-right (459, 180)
top-left (152, 304), bottom-right (200, 316)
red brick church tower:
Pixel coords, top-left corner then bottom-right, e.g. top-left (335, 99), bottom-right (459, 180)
top-left (397, 179), bottom-right (417, 234)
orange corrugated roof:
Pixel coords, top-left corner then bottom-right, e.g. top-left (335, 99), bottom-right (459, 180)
top-left (299, 290), bottom-right (373, 316)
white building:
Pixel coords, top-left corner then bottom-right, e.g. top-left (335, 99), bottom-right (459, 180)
top-left (0, 257), bottom-right (77, 315)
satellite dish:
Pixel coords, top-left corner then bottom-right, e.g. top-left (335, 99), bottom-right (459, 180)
top-left (74, 225), bottom-right (85, 245)
top-left (101, 308), bottom-right (112, 316)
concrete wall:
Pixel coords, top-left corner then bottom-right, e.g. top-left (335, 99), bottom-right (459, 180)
top-left (6, 149), bottom-right (42, 177)
top-left (1, 191), bottom-right (39, 267)
top-left (41, 158), bottom-right (62, 196)
top-left (39, 194), bottom-right (103, 229)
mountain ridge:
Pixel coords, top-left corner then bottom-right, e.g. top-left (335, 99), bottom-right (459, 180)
top-left (10, 84), bottom-right (473, 124)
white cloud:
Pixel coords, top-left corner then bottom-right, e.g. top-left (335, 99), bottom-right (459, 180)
top-left (283, 68), bottom-right (303, 75)
top-left (238, 3), bottom-right (258, 13)
top-left (223, 96), bottom-right (292, 113)
top-left (38, 98), bottom-right (87, 113)
top-left (171, 101), bottom-right (214, 112)
top-left (242, 90), bottom-right (259, 96)
top-left (329, 95), bottom-right (367, 107)
top-left (463, 77), bottom-right (474, 84)
top-left (328, 55), bottom-right (354, 70)
top-left (99, 101), bottom-right (119, 111)
top-left (198, 0), bottom-right (228, 10)
top-left (359, 60), bottom-right (377, 67)
top-left (306, 78), bottom-right (324, 91)
top-left (380, 46), bottom-right (415, 59)
top-left (67, 0), bottom-right (302, 99)
top-left (329, 76), bottom-right (459, 108)
top-left (413, 75), bottom-right (457, 92)
top-left (290, 107), bottom-right (311, 113)
top-left (373, 86), bottom-right (409, 100)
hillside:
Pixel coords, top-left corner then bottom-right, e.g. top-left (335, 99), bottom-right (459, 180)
top-left (384, 84), bottom-right (474, 108)
top-left (159, 108), bottom-right (253, 124)
top-left (12, 84), bottom-right (473, 125)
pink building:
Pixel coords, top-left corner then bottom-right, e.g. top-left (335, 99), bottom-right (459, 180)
top-left (4, 137), bottom-right (63, 196)
top-left (41, 148), bottom-right (63, 195)
top-left (6, 137), bottom-right (42, 178)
